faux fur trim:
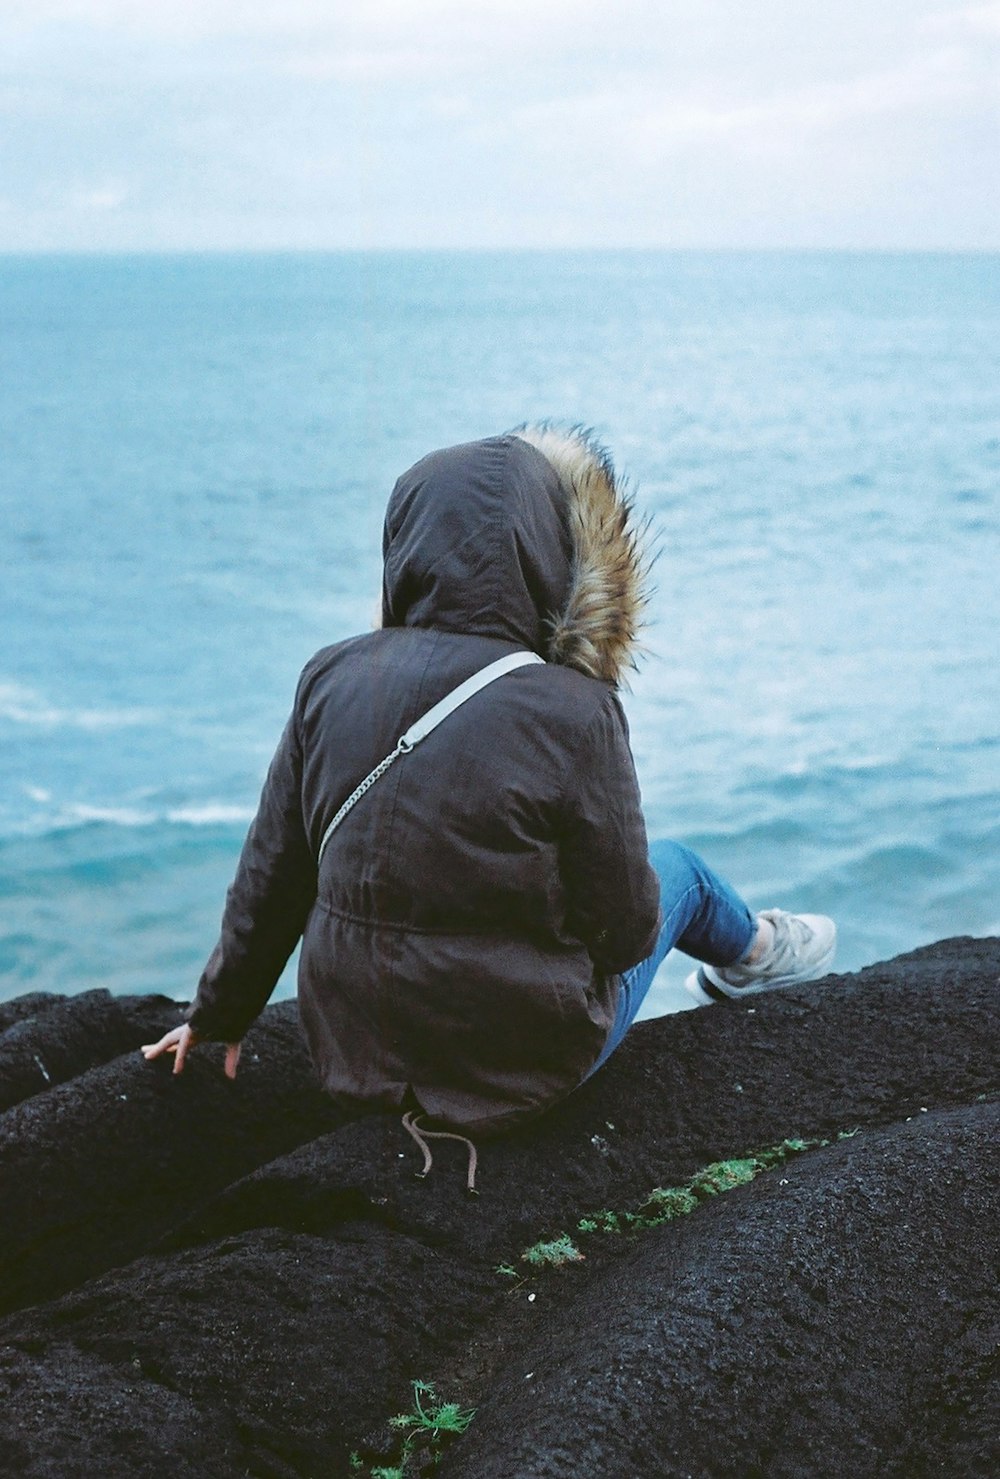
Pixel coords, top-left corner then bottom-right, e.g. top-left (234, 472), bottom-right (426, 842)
top-left (514, 425), bottom-right (653, 686)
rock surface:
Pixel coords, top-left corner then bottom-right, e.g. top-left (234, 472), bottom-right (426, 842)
top-left (0, 937), bottom-right (996, 1477)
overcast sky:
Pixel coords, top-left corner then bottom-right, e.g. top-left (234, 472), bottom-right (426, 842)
top-left (1, 0), bottom-right (998, 252)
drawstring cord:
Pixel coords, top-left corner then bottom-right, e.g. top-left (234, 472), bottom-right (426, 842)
top-left (401, 1111), bottom-right (479, 1195)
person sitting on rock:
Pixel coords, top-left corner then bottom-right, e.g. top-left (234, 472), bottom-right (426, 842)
top-left (143, 427), bottom-right (835, 1142)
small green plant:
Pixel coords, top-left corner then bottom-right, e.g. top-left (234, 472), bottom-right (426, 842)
top-left (520, 1234), bottom-right (584, 1267)
top-left (689, 1156), bottom-right (760, 1197)
top-left (494, 1262), bottom-right (518, 1277)
top-left (347, 1380), bottom-right (475, 1477)
top-left (585, 1208), bottom-right (626, 1234)
top-left (502, 1131), bottom-right (859, 1280)
top-left (641, 1184), bottom-right (699, 1220)
top-left (388, 1379), bottom-right (476, 1445)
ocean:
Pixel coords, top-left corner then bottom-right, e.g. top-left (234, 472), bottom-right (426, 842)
top-left (2, 250), bottom-right (998, 1017)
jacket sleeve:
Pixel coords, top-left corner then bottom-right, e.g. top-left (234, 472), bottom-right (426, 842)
top-left (557, 691), bottom-right (662, 975)
top-left (185, 695), bottom-right (317, 1043)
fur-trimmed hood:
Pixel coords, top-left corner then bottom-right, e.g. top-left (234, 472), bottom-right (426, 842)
top-left (381, 427), bottom-right (650, 687)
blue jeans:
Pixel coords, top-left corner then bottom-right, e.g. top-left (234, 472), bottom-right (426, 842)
top-left (585, 839), bottom-right (756, 1078)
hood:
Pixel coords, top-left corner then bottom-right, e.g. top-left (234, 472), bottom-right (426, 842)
top-left (381, 426), bottom-right (650, 686)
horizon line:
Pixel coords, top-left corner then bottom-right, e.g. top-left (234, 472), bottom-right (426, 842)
top-left (2, 243), bottom-right (999, 259)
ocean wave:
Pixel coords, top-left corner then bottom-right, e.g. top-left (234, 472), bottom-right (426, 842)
top-left (165, 804), bottom-right (256, 826)
top-left (63, 804), bottom-right (158, 828)
top-left (61, 802), bottom-right (255, 831)
top-left (2, 796), bottom-right (256, 842)
top-left (0, 682), bottom-right (158, 732)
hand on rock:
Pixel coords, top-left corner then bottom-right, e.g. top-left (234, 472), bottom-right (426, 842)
top-left (141, 1024), bottom-right (241, 1080)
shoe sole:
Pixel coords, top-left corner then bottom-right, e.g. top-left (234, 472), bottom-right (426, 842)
top-left (684, 970), bottom-right (728, 1006)
top-left (683, 936), bottom-right (837, 1007)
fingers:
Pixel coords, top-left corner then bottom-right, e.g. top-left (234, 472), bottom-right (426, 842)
top-left (140, 1026), bottom-right (185, 1062)
top-left (140, 1026), bottom-right (241, 1081)
top-left (139, 1024), bottom-right (195, 1074)
top-left (172, 1025), bottom-right (193, 1075)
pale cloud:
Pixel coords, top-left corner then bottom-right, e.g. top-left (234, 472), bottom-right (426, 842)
top-left (511, 45), bottom-right (985, 164)
top-left (0, 0), bottom-right (996, 250)
top-left (281, 49), bottom-right (441, 85)
top-left (3, 0), bottom-right (611, 47)
top-left (922, 1), bottom-right (1000, 36)
top-left (70, 181), bottom-right (128, 211)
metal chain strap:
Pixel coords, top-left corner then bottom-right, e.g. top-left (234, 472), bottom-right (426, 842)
top-left (316, 738), bottom-right (410, 867)
top-left (314, 651), bottom-right (543, 871)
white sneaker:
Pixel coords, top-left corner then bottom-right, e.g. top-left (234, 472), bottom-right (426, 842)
top-left (684, 909), bottom-right (837, 1006)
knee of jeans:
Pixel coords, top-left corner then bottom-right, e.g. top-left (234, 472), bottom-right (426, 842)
top-left (651, 840), bottom-right (703, 899)
top-left (687, 858), bottom-right (721, 924)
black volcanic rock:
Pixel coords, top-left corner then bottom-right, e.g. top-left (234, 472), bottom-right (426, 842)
top-left (0, 936), bottom-right (996, 1478)
top-left (0, 989), bottom-right (181, 1114)
top-left (441, 1101), bottom-right (1000, 1479)
top-left (0, 993), bottom-right (64, 1035)
top-left (0, 1002), bottom-right (345, 1316)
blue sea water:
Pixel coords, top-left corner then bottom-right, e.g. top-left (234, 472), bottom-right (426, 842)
top-left (1, 250), bottom-right (998, 1017)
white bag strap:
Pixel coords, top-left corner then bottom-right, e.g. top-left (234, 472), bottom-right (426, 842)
top-left (316, 650), bottom-right (544, 867)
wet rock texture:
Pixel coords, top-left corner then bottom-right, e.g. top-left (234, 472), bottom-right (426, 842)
top-left (0, 937), bottom-right (996, 1477)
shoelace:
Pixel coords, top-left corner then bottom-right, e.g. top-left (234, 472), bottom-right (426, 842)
top-left (401, 1111), bottom-right (479, 1195)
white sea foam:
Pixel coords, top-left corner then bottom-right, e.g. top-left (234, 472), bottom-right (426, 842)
top-left (3, 798), bottom-right (255, 838)
top-left (166, 804), bottom-right (255, 826)
top-left (0, 682), bottom-right (157, 731)
top-left (65, 803), bottom-right (157, 827)
top-left (60, 802), bottom-right (254, 830)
